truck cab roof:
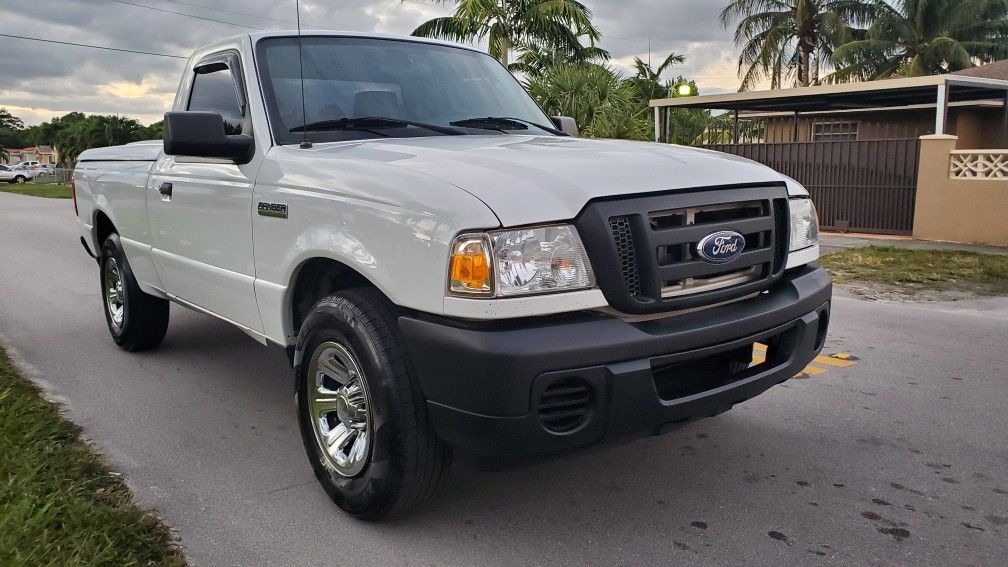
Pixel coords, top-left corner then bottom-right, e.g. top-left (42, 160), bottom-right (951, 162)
top-left (199, 30), bottom-right (484, 57)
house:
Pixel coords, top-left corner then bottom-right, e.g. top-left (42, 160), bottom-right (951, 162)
top-left (1, 145), bottom-right (58, 166)
top-left (649, 62), bottom-right (1008, 245)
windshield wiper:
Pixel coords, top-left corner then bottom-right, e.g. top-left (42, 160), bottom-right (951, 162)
top-left (450, 116), bottom-right (564, 135)
top-left (290, 116), bottom-right (465, 136)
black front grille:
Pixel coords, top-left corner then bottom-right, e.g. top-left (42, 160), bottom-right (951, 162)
top-left (576, 184), bottom-right (790, 314)
top-left (536, 377), bottom-right (593, 433)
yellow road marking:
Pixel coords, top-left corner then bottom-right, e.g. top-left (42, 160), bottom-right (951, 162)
top-left (813, 355), bottom-right (856, 368)
top-left (752, 343), bottom-right (854, 378)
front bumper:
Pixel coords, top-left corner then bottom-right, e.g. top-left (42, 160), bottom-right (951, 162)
top-left (399, 265), bottom-right (832, 457)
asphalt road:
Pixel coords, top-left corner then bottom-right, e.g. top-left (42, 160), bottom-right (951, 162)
top-left (2, 191), bottom-right (1007, 566)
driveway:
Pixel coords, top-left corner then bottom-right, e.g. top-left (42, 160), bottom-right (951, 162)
top-left (1, 191), bottom-right (1006, 566)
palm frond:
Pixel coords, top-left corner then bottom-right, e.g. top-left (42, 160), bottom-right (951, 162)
top-left (412, 16), bottom-right (482, 43)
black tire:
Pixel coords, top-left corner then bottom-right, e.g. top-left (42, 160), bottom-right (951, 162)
top-left (100, 233), bottom-right (169, 351)
top-left (14, 175), bottom-right (26, 184)
top-left (295, 288), bottom-right (450, 520)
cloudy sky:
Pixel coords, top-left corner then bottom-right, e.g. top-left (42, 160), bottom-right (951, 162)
top-left (0, 0), bottom-right (743, 126)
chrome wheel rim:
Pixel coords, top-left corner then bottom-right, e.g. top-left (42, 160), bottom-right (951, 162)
top-left (307, 341), bottom-right (372, 477)
top-left (103, 257), bottom-right (125, 330)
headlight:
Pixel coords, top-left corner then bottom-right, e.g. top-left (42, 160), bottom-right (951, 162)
top-left (788, 198), bottom-right (818, 252)
top-left (448, 225), bottom-right (595, 297)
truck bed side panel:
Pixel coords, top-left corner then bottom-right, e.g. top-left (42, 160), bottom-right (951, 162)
top-left (75, 143), bottom-right (163, 294)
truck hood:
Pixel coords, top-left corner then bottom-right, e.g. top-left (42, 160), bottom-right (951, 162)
top-left (306, 135), bottom-right (790, 226)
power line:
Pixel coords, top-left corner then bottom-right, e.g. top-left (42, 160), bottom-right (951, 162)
top-left (162, 0), bottom-right (296, 25)
top-left (0, 32), bottom-right (188, 59)
top-left (108, 0), bottom-right (267, 30)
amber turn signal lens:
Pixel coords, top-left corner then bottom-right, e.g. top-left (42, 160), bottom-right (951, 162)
top-left (449, 237), bottom-right (491, 294)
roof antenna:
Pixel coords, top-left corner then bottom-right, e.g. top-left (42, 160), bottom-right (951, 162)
top-left (296, 0), bottom-right (311, 149)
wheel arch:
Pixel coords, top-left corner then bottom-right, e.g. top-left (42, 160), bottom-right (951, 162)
top-left (285, 256), bottom-right (396, 365)
top-left (93, 209), bottom-right (117, 246)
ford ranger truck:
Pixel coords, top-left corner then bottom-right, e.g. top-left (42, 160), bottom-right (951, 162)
top-left (73, 32), bottom-right (831, 520)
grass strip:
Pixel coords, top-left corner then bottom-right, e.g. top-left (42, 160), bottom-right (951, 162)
top-left (0, 182), bottom-right (73, 199)
top-left (820, 245), bottom-right (1008, 295)
top-left (0, 347), bottom-right (185, 567)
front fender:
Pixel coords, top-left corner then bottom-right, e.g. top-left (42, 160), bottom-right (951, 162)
top-left (252, 147), bottom-right (501, 344)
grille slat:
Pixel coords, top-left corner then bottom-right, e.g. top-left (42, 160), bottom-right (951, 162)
top-left (657, 247), bottom-right (775, 281)
top-left (650, 215), bottom-right (774, 242)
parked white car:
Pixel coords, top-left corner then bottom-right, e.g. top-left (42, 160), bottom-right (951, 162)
top-left (0, 164), bottom-right (34, 183)
top-left (73, 31), bottom-right (830, 520)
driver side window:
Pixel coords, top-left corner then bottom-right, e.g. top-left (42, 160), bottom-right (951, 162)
top-left (188, 65), bottom-right (244, 135)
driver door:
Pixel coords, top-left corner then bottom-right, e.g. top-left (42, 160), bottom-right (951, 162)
top-left (148, 52), bottom-right (263, 333)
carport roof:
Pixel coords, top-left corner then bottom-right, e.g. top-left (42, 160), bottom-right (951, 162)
top-left (649, 74), bottom-right (1008, 112)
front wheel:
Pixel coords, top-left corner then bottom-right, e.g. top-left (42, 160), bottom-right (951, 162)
top-left (295, 288), bottom-right (450, 520)
top-left (100, 233), bottom-right (170, 351)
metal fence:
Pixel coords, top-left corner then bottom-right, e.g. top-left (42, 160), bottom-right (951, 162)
top-left (704, 139), bottom-right (921, 235)
top-left (22, 168), bottom-right (73, 185)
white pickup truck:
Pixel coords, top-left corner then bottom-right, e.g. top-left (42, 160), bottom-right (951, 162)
top-left (74, 31), bottom-right (830, 519)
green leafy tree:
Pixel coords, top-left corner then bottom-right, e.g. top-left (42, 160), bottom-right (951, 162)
top-left (0, 108), bottom-right (27, 162)
top-left (410, 0), bottom-right (603, 66)
top-left (624, 52), bottom-right (687, 105)
top-left (144, 120), bottom-right (164, 140)
top-left (102, 115), bottom-right (144, 146)
top-left (659, 77), bottom-right (713, 145)
top-left (618, 55), bottom-right (709, 146)
top-left (0, 108), bottom-right (25, 131)
top-left (508, 41), bottom-right (609, 75)
top-left (721, 0), bottom-right (874, 89)
top-left (35, 113), bottom-right (147, 166)
top-left (526, 63), bottom-right (651, 139)
top-left (830, 0), bottom-right (1008, 81)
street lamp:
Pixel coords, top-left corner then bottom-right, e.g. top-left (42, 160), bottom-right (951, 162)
top-left (673, 82), bottom-right (697, 97)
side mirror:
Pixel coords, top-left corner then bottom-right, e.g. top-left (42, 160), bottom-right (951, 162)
top-left (163, 111), bottom-right (253, 164)
top-left (551, 116), bottom-right (578, 137)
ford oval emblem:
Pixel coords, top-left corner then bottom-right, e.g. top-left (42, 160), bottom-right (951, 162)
top-left (696, 231), bottom-right (746, 264)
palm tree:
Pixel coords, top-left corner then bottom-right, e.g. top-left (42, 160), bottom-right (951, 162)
top-left (830, 0), bottom-right (1008, 81)
top-left (525, 63), bottom-right (651, 139)
top-left (721, 0), bottom-right (874, 90)
top-left (626, 51), bottom-right (687, 102)
top-left (410, 0), bottom-right (602, 67)
top-left (508, 41), bottom-right (609, 75)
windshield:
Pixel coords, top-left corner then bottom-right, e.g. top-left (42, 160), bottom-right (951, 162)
top-left (256, 36), bottom-right (556, 144)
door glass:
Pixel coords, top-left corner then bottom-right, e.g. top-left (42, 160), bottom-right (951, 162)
top-left (188, 67), bottom-right (244, 135)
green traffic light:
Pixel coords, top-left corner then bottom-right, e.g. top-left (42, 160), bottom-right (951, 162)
top-left (675, 83), bottom-right (695, 97)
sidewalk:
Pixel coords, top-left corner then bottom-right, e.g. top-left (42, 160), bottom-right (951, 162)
top-left (819, 232), bottom-right (1008, 256)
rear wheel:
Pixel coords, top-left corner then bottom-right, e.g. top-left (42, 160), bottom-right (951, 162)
top-left (100, 233), bottom-right (169, 351)
top-left (13, 175), bottom-right (26, 184)
top-left (295, 288), bottom-right (450, 520)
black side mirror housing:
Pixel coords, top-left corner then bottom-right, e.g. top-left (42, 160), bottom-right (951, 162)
top-left (163, 111), bottom-right (254, 164)
top-left (550, 116), bottom-right (579, 137)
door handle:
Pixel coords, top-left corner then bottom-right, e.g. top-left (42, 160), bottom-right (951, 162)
top-left (159, 182), bottom-right (172, 197)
